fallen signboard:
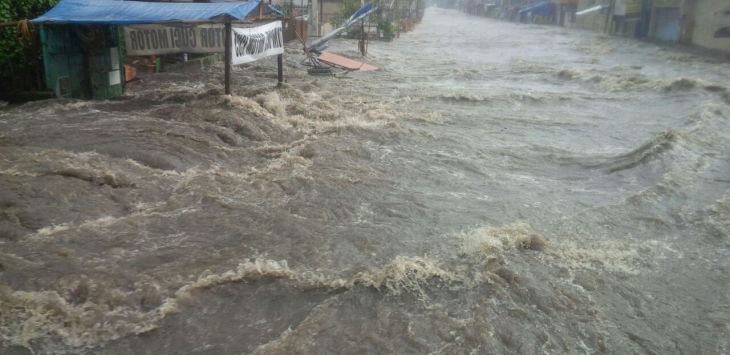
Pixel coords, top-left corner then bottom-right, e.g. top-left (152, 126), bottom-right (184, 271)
top-left (317, 52), bottom-right (378, 72)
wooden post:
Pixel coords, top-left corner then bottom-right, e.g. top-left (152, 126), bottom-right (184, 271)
top-left (360, 19), bottom-right (366, 56)
top-left (224, 20), bottom-right (232, 95)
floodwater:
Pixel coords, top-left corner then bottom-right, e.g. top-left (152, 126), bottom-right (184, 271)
top-left (1, 7), bottom-right (729, 354)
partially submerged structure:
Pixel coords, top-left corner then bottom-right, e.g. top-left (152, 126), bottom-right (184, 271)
top-left (303, 3), bottom-right (379, 74)
top-left (31, 0), bottom-right (279, 100)
top-left (454, 0), bottom-right (729, 52)
top-left (575, 0), bottom-right (730, 50)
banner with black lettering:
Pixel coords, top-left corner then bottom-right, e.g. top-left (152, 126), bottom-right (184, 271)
top-left (231, 21), bottom-right (283, 65)
top-left (124, 24), bottom-right (225, 56)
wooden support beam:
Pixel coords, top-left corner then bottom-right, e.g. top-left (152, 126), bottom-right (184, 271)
top-left (224, 20), bottom-right (232, 95)
top-left (0, 20), bottom-right (22, 27)
top-left (257, 1), bottom-right (265, 20)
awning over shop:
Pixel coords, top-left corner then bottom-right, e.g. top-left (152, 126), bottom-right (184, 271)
top-left (519, 1), bottom-right (556, 16)
top-left (31, 0), bottom-right (264, 25)
top-left (575, 4), bottom-right (603, 16)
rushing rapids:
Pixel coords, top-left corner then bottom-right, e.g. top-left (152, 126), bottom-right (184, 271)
top-left (1, 8), bottom-right (729, 354)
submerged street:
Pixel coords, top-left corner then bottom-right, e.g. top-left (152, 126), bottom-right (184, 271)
top-left (1, 7), bottom-right (729, 354)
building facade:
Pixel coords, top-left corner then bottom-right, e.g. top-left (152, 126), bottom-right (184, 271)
top-left (575, 0), bottom-right (729, 52)
top-left (687, 0), bottom-right (730, 51)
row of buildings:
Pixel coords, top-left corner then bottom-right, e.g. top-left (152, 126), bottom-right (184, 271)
top-left (448, 0), bottom-right (730, 52)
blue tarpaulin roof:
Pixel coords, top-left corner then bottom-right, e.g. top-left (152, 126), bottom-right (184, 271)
top-left (31, 0), bottom-right (264, 25)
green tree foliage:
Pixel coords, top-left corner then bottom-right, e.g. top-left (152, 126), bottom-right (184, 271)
top-left (330, 1), bottom-right (395, 40)
top-left (330, 0), bottom-right (362, 27)
top-left (282, 1), bottom-right (294, 17)
top-left (0, 0), bottom-right (59, 91)
top-left (373, 13), bottom-right (395, 40)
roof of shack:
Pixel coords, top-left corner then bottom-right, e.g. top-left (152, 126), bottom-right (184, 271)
top-left (31, 0), bottom-right (266, 25)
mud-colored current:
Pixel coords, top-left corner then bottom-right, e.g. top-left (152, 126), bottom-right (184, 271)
top-left (1, 8), bottom-right (729, 354)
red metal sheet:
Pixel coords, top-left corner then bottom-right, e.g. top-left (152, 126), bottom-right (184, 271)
top-left (318, 52), bottom-right (378, 71)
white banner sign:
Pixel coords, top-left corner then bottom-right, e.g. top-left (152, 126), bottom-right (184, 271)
top-left (124, 24), bottom-right (225, 56)
top-left (231, 21), bottom-right (284, 65)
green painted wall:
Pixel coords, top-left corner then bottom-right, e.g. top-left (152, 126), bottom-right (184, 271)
top-left (40, 25), bottom-right (124, 100)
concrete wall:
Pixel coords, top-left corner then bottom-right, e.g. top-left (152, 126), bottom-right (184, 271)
top-left (321, 0), bottom-right (341, 25)
top-left (691, 0), bottom-right (730, 51)
top-left (310, 0), bottom-right (320, 36)
top-left (576, 0), bottom-right (609, 32)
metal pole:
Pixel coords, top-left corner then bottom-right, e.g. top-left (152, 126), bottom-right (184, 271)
top-left (319, 0), bottom-right (324, 36)
top-left (224, 20), bottom-right (232, 95)
top-left (604, 0), bottom-right (615, 34)
top-left (278, 19), bottom-right (284, 86)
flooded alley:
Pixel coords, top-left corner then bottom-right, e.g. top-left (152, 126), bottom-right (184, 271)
top-left (1, 7), bottom-right (729, 354)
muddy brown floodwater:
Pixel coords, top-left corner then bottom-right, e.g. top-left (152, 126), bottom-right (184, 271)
top-left (1, 7), bottom-right (729, 355)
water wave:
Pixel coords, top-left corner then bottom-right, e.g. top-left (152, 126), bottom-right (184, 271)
top-left (1, 220), bottom-right (666, 353)
top-left (600, 129), bottom-right (681, 173)
top-left (556, 68), bottom-right (730, 96)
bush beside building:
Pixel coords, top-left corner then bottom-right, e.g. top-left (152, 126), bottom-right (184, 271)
top-left (0, 0), bottom-right (59, 99)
